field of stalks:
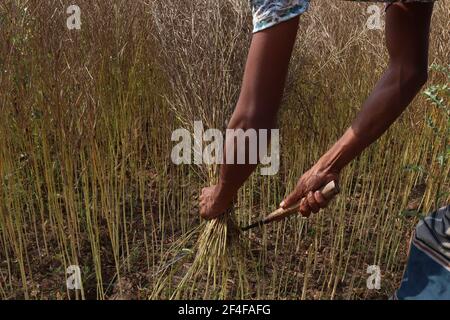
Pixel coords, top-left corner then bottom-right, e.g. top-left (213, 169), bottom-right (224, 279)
top-left (0, 0), bottom-right (449, 300)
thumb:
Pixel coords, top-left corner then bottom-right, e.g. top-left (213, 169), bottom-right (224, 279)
top-left (324, 172), bottom-right (340, 189)
top-left (280, 189), bottom-right (302, 209)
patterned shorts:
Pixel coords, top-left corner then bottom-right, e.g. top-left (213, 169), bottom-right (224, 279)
top-left (251, 0), bottom-right (436, 33)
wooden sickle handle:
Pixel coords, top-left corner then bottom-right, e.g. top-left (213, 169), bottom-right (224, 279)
top-left (263, 181), bottom-right (340, 224)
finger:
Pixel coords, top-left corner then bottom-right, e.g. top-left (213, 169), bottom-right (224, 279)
top-left (201, 214), bottom-right (212, 221)
top-left (314, 191), bottom-right (329, 208)
top-left (280, 190), bottom-right (301, 209)
top-left (200, 207), bottom-right (213, 220)
top-left (307, 191), bottom-right (320, 213)
top-left (299, 198), bottom-right (312, 217)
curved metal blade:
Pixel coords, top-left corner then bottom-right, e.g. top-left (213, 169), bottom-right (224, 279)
top-left (241, 219), bottom-right (265, 231)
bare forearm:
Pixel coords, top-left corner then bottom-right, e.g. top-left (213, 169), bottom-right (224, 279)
top-left (318, 64), bottom-right (428, 174)
top-left (215, 19), bottom-right (299, 203)
top-left (317, 1), bottom-right (433, 174)
top-left (278, 3), bottom-right (433, 216)
top-left (216, 109), bottom-right (276, 203)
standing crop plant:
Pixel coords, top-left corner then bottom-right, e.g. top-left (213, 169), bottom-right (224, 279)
top-left (423, 64), bottom-right (450, 206)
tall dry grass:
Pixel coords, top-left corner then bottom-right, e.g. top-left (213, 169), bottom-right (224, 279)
top-left (0, 0), bottom-right (448, 299)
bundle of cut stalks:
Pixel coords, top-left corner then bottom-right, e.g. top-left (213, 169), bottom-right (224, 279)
top-left (172, 211), bottom-right (248, 299)
top-left (171, 167), bottom-right (249, 299)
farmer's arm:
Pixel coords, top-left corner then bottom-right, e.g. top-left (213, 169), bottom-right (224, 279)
top-left (200, 18), bottom-right (300, 219)
top-left (281, 2), bottom-right (434, 214)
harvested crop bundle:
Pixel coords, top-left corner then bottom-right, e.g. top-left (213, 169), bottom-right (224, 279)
top-left (172, 211), bottom-right (249, 299)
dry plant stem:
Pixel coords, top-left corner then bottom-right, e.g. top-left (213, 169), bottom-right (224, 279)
top-left (171, 166), bottom-right (248, 299)
top-left (172, 212), bottom-right (248, 299)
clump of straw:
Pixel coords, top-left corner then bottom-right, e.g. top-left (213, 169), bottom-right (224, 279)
top-left (172, 210), bottom-right (248, 299)
top-left (172, 165), bottom-right (248, 299)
